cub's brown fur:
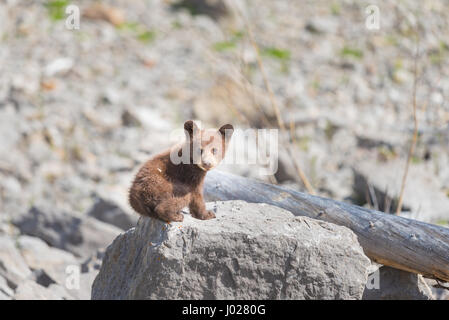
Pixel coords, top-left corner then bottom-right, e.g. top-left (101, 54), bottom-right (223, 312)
top-left (129, 120), bottom-right (234, 222)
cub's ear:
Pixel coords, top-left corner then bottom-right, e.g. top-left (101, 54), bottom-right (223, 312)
top-left (184, 120), bottom-right (199, 138)
top-left (219, 124), bottom-right (234, 140)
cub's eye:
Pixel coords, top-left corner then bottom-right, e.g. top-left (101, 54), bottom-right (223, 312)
top-left (211, 148), bottom-right (218, 155)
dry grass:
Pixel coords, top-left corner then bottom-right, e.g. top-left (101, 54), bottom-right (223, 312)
top-left (238, 11), bottom-right (316, 195)
top-left (396, 34), bottom-right (420, 215)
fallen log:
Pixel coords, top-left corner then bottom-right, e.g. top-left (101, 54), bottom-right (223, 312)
top-left (204, 170), bottom-right (449, 282)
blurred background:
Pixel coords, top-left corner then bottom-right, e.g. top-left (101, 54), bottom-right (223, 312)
top-left (0, 0), bottom-right (449, 277)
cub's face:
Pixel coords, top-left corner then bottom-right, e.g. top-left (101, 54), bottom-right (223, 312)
top-left (184, 120), bottom-right (234, 171)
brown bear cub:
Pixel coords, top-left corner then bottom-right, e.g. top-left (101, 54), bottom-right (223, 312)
top-left (129, 120), bottom-right (234, 223)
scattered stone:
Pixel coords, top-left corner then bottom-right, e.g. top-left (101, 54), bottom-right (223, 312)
top-left (31, 269), bottom-right (57, 288)
top-left (0, 291), bottom-right (10, 300)
top-left (0, 236), bottom-right (32, 289)
top-left (73, 270), bottom-right (99, 300)
top-left (83, 3), bottom-right (125, 26)
top-left (14, 280), bottom-right (73, 300)
top-left (274, 149), bottom-right (298, 184)
top-left (0, 275), bottom-right (14, 300)
top-left (13, 206), bottom-right (123, 259)
top-left (121, 109), bottom-right (141, 127)
top-left (171, 0), bottom-right (232, 20)
top-left (125, 107), bottom-right (172, 131)
top-left (87, 197), bottom-right (137, 231)
top-left (68, 250), bottom-right (105, 300)
top-left (363, 266), bottom-right (434, 300)
top-left (304, 18), bottom-right (337, 34)
top-left (102, 87), bottom-right (121, 105)
top-left (425, 278), bottom-right (449, 300)
top-left (353, 159), bottom-right (449, 222)
top-left (81, 250), bottom-right (105, 274)
top-left (16, 235), bottom-right (78, 285)
top-left (44, 58), bottom-right (74, 77)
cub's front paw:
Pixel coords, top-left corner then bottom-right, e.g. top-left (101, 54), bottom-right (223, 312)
top-left (193, 210), bottom-right (216, 220)
top-left (203, 210), bottom-right (216, 220)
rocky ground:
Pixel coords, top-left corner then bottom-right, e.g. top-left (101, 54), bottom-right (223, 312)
top-left (0, 0), bottom-right (448, 299)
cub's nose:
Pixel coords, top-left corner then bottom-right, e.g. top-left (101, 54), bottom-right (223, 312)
top-left (202, 160), bottom-right (212, 168)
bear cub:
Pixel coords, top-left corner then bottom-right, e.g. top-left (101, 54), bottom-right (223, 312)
top-left (129, 120), bottom-right (234, 222)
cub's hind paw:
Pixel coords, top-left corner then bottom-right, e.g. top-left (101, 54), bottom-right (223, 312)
top-left (206, 210), bottom-right (216, 219)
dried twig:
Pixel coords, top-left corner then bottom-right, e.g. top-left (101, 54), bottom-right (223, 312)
top-left (435, 280), bottom-right (449, 291)
top-left (384, 186), bottom-right (392, 214)
top-left (396, 34), bottom-right (420, 215)
top-left (239, 11), bottom-right (316, 194)
top-left (368, 183), bottom-right (379, 211)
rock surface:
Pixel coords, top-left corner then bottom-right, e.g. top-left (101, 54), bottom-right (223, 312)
top-left (353, 160), bottom-right (449, 222)
top-left (0, 236), bottom-right (32, 289)
top-left (13, 280), bottom-right (73, 300)
top-left (16, 235), bottom-right (78, 285)
top-left (0, 275), bottom-right (14, 300)
top-left (87, 197), bottom-right (137, 231)
top-left (92, 200), bottom-right (371, 300)
top-left (425, 278), bottom-right (449, 300)
top-left (363, 266), bottom-right (434, 300)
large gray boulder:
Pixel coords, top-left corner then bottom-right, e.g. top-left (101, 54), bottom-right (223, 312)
top-left (92, 200), bottom-right (371, 300)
